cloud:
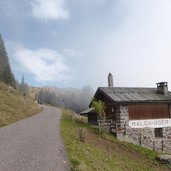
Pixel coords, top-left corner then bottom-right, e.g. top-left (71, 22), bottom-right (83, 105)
top-left (14, 48), bottom-right (69, 82)
top-left (3, 0), bottom-right (171, 89)
top-left (64, 0), bottom-right (171, 89)
top-left (63, 48), bottom-right (81, 57)
top-left (31, 0), bottom-right (69, 21)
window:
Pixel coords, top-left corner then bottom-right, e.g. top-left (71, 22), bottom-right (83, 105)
top-left (154, 128), bottom-right (163, 138)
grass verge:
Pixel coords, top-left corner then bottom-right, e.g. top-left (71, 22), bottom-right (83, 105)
top-left (60, 109), bottom-right (171, 171)
top-left (0, 82), bottom-right (42, 127)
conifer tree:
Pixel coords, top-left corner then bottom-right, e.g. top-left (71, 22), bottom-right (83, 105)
top-left (20, 75), bottom-right (29, 96)
top-left (0, 34), bottom-right (15, 88)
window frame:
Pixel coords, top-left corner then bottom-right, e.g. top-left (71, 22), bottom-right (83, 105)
top-left (154, 128), bottom-right (163, 138)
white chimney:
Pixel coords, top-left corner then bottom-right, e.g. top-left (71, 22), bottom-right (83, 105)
top-left (108, 72), bottom-right (113, 87)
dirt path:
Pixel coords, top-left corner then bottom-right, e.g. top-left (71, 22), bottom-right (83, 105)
top-left (0, 106), bottom-right (69, 171)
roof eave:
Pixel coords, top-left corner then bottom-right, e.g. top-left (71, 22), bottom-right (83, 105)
top-left (112, 100), bottom-right (171, 105)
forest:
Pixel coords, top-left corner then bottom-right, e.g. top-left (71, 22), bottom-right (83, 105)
top-left (37, 86), bottom-right (94, 113)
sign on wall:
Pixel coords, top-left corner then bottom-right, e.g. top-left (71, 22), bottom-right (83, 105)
top-left (129, 119), bottom-right (171, 128)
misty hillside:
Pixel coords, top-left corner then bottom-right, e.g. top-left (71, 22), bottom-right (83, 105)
top-left (0, 82), bottom-right (42, 127)
top-left (30, 86), bottom-right (94, 113)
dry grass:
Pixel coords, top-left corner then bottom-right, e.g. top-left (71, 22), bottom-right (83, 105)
top-left (0, 82), bottom-right (42, 127)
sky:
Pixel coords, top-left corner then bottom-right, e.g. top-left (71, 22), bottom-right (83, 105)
top-left (1, 0), bottom-right (171, 90)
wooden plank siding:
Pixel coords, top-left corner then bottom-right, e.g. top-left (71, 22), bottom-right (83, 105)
top-left (105, 105), bottom-right (116, 120)
top-left (128, 103), bottom-right (170, 120)
top-left (105, 105), bottom-right (111, 117)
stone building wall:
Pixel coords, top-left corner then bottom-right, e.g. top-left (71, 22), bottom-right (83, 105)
top-left (116, 104), bottom-right (129, 140)
top-left (117, 125), bottom-right (171, 153)
top-left (115, 104), bottom-right (171, 154)
top-left (115, 105), bottom-right (129, 128)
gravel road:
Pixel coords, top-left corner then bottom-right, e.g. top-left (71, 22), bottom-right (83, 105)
top-left (0, 106), bottom-right (69, 171)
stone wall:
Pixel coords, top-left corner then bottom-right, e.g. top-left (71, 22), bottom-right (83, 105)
top-left (116, 104), bottom-right (129, 140)
top-left (115, 104), bottom-right (171, 153)
top-left (117, 125), bottom-right (171, 154)
top-left (116, 105), bottom-right (129, 128)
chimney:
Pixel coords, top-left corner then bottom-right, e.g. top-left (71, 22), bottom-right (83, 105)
top-left (156, 82), bottom-right (168, 95)
top-left (108, 72), bottom-right (113, 87)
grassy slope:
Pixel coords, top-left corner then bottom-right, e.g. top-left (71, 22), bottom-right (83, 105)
top-left (0, 82), bottom-right (42, 127)
top-left (60, 110), bottom-right (171, 171)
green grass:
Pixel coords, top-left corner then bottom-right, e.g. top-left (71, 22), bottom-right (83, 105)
top-left (60, 109), bottom-right (171, 171)
top-left (100, 133), bottom-right (157, 160)
top-left (0, 82), bottom-right (42, 127)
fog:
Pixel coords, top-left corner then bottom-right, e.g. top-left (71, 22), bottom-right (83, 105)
top-left (37, 86), bottom-right (94, 113)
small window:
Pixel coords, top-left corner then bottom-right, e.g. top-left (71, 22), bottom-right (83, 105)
top-left (154, 128), bottom-right (163, 138)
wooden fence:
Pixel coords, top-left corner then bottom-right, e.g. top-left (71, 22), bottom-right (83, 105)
top-left (124, 124), bottom-right (171, 154)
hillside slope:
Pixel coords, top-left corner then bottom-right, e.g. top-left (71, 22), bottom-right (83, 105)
top-left (61, 110), bottom-right (171, 171)
top-left (0, 82), bottom-right (42, 127)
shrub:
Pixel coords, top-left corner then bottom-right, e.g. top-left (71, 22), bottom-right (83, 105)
top-left (74, 115), bottom-right (87, 124)
top-left (63, 109), bottom-right (87, 124)
top-left (78, 128), bottom-right (87, 143)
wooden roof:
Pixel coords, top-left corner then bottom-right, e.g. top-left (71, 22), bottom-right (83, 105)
top-left (94, 87), bottom-right (171, 103)
top-left (80, 108), bottom-right (95, 115)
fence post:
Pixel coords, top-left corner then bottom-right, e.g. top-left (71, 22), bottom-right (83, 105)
top-left (153, 141), bottom-right (155, 151)
top-left (161, 139), bottom-right (164, 152)
top-left (124, 124), bottom-right (126, 135)
top-left (98, 120), bottom-right (100, 132)
top-left (139, 133), bottom-right (142, 146)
